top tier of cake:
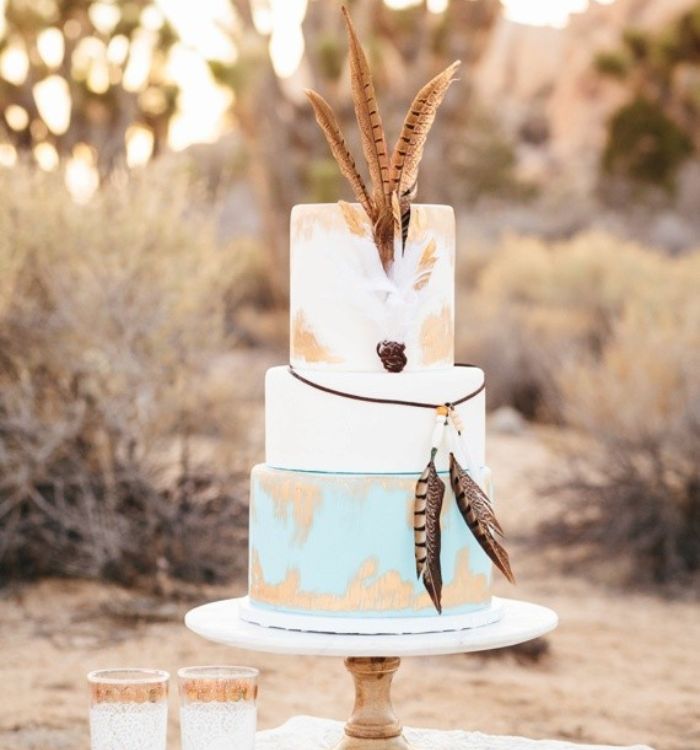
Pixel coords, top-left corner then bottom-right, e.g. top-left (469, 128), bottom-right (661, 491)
top-left (290, 203), bottom-right (455, 373)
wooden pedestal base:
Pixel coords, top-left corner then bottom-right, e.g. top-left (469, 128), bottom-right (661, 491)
top-left (333, 657), bottom-right (416, 750)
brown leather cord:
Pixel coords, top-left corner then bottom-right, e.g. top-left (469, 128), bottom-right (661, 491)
top-left (287, 363), bottom-right (485, 409)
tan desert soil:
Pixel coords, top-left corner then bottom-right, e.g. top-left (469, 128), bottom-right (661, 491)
top-left (1, 427), bottom-right (698, 750)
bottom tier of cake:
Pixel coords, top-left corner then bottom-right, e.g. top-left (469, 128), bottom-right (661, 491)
top-left (248, 465), bottom-right (494, 622)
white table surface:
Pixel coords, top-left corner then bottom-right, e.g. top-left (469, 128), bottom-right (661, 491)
top-left (255, 716), bottom-right (654, 750)
top-left (185, 596), bottom-right (558, 657)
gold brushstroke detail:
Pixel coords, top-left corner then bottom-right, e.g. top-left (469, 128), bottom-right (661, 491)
top-left (250, 548), bottom-right (489, 613)
top-left (338, 200), bottom-right (371, 237)
top-left (291, 310), bottom-right (343, 365)
top-left (413, 238), bottom-right (438, 291)
top-left (291, 205), bottom-right (350, 244)
top-left (420, 304), bottom-right (453, 366)
top-left (405, 205), bottom-right (454, 263)
top-left (256, 471), bottom-right (323, 545)
top-left (291, 204), bottom-right (452, 255)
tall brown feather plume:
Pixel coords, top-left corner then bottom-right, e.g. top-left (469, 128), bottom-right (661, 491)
top-left (305, 89), bottom-right (373, 219)
top-left (304, 8), bottom-right (459, 273)
top-left (423, 460), bottom-right (445, 613)
top-left (449, 453), bottom-right (514, 584)
top-left (341, 6), bottom-right (391, 209)
top-left (390, 60), bottom-right (460, 245)
top-left (341, 5), bottom-right (395, 268)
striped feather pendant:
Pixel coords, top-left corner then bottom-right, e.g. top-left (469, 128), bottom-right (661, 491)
top-left (414, 407), bottom-right (448, 613)
top-left (449, 452), bottom-right (515, 584)
top-left (413, 461), bottom-right (430, 579)
top-left (422, 461), bottom-right (445, 613)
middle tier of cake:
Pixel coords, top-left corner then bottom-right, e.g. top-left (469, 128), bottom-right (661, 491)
top-left (248, 465), bottom-right (494, 621)
top-left (265, 365), bottom-right (485, 474)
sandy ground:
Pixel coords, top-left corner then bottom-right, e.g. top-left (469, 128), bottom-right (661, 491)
top-left (1, 425), bottom-right (699, 750)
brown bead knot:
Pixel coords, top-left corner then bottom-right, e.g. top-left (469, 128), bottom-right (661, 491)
top-left (376, 340), bottom-right (407, 373)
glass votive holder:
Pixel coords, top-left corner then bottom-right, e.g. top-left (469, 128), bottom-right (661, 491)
top-left (178, 666), bottom-right (259, 750)
top-left (87, 668), bottom-right (169, 750)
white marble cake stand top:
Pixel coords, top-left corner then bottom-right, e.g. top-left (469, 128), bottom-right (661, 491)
top-left (184, 596), bottom-right (558, 657)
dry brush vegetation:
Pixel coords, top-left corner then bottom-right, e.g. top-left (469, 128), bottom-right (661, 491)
top-left (458, 232), bottom-right (700, 583)
top-left (0, 164), bottom-right (697, 589)
top-left (0, 163), bottom-right (262, 589)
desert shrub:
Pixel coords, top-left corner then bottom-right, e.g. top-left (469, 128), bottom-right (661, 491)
top-left (594, 50), bottom-right (630, 79)
top-left (456, 232), bottom-right (667, 419)
top-left (602, 97), bottom-right (693, 190)
top-left (458, 231), bottom-right (700, 580)
top-left (547, 257), bottom-right (700, 581)
top-left (452, 111), bottom-right (537, 202)
top-left (595, 5), bottom-right (700, 193)
top-left (0, 162), bottom-right (256, 587)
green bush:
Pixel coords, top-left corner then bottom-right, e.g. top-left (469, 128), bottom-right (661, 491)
top-left (594, 51), bottom-right (629, 79)
top-left (602, 97), bottom-right (693, 190)
top-left (595, 5), bottom-right (700, 191)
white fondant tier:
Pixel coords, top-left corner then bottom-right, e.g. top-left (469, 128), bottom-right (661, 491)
top-left (265, 365), bottom-right (485, 473)
top-left (290, 203), bottom-right (455, 373)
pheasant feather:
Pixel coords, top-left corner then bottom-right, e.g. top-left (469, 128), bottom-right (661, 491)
top-left (390, 61), bottom-right (460, 244)
top-left (373, 209), bottom-right (394, 272)
top-left (305, 89), bottom-right (373, 219)
top-left (413, 462), bottom-right (430, 579)
top-left (449, 453), bottom-right (514, 584)
top-left (422, 460), bottom-right (445, 613)
top-left (304, 8), bottom-right (459, 274)
top-left (342, 6), bottom-right (392, 210)
top-left (391, 190), bottom-right (402, 260)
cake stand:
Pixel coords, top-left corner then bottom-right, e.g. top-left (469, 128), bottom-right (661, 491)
top-left (185, 596), bottom-right (558, 750)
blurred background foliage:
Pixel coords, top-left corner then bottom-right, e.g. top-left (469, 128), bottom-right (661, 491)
top-left (0, 0), bottom-right (698, 590)
top-left (0, 0), bottom-right (179, 178)
top-left (595, 4), bottom-right (700, 190)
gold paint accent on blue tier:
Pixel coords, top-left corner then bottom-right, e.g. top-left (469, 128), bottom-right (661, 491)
top-left (249, 465), bottom-right (494, 617)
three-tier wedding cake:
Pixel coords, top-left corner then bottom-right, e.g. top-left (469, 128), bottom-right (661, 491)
top-left (240, 8), bottom-right (512, 636)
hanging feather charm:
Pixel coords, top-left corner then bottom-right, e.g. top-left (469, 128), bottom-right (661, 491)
top-left (449, 452), bottom-right (515, 584)
top-left (413, 461), bottom-right (430, 579)
top-left (414, 408), bottom-right (447, 579)
top-left (414, 406), bottom-right (448, 613)
top-left (423, 461), bottom-right (445, 613)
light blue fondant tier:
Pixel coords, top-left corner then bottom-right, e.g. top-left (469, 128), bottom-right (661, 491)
top-left (248, 465), bottom-right (494, 618)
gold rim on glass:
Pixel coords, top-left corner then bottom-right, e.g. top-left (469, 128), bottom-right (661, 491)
top-left (88, 669), bottom-right (170, 704)
top-left (178, 666), bottom-right (258, 703)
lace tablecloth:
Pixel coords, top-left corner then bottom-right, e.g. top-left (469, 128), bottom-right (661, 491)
top-left (256, 716), bottom-right (653, 750)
